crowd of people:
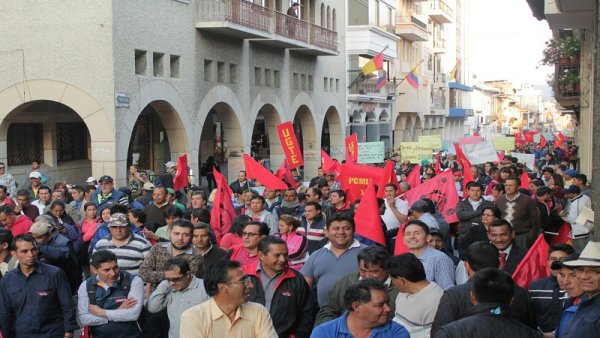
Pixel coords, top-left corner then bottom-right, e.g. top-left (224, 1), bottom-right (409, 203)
top-left (0, 147), bottom-right (597, 338)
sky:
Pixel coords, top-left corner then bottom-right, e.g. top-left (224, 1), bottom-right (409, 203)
top-left (468, 0), bottom-right (553, 87)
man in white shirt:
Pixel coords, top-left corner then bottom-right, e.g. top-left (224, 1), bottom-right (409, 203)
top-left (561, 185), bottom-right (593, 252)
top-left (381, 183), bottom-right (409, 231)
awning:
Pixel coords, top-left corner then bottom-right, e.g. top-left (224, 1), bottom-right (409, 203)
top-left (449, 82), bottom-right (473, 92)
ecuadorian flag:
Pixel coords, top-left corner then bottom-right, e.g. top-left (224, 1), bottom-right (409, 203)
top-left (406, 65), bottom-right (419, 89)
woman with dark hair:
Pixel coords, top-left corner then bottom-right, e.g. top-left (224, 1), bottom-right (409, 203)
top-left (53, 181), bottom-right (73, 203)
top-left (277, 214), bottom-right (308, 270)
top-left (460, 206), bottom-right (501, 254)
top-left (549, 173), bottom-right (566, 206)
top-left (46, 200), bottom-right (76, 227)
top-left (220, 214), bottom-right (251, 250)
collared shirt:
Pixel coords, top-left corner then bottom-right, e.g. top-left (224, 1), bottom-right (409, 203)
top-left (257, 264), bottom-right (282, 311)
top-left (382, 197), bottom-right (409, 230)
top-left (147, 276), bottom-right (209, 338)
top-left (0, 261), bottom-right (79, 337)
top-left (311, 311), bottom-right (410, 338)
top-left (415, 246), bottom-right (455, 290)
top-left (93, 233), bottom-right (151, 274)
top-left (180, 298), bottom-right (278, 338)
top-left (77, 274), bottom-right (145, 326)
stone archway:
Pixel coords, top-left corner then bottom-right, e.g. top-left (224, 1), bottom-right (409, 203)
top-left (293, 105), bottom-right (317, 179)
top-left (322, 106), bottom-right (344, 160)
top-left (251, 104), bottom-right (283, 172)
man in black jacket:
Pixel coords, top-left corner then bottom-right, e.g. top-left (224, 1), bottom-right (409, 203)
top-left (433, 268), bottom-right (541, 338)
top-left (528, 244), bottom-right (574, 334)
top-left (431, 241), bottom-right (536, 335)
top-left (455, 182), bottom-right (494, 257)
top-left (243, 236), bottom-right (314, 338)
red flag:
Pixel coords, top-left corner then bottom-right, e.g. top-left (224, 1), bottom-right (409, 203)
top-left (515, 132), bottom-right (525, 147)
top-left (540, 134), bottom-right (547, 147)
top-left (555, 132), bottom-right (566, 148)
top-left (377, 160), bottom-right (400, 198)
top-left (339, 163), bottom-right (384, 203)
top-left (345, 134), bottom-right (358, 163)
top-left (405, 170), bottom-right (459, 223)
top-left (551, 223), bottom-right (573, 245)
top-left (243, 154), bottom-right (288, 190)
top-left (405, 164), bottom-right (421, 189)
top-left (434, 154), bottom-right (442, 174)
top-left (275, 159), bottom-right (296, 189)
top-left (321, 149), bottom-right (340, 176)
top-left (462, 161), bottom-right (475, 197)
top-left (498, 151), bottom-right (505, 162)
top-left (520, 170), bottom-right (530, 190)
top-left (276, 121), bottom-right (304, 168)
top-left (512, 234), bottom-right (550, 288)
top-left (524, 131), bottom-right (534, 143)
top-left (454, 143), bottom-right (472, 169)
top-left (173, 154), bottom-right (189, 190)
top-left (210, 169), bottom-right (237, 242)
top-left (354, 182), bottom-right (386, 246)
top-left (394, 223), bottom-right (411, 255)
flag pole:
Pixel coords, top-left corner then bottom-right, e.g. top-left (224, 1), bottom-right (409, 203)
top-left (348, 45), bottom-right (389, 89)
top-left (394, 59), bottom-right (424, 89)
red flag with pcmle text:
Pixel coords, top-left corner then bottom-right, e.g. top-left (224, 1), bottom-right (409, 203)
top-left (210, 169), bottom-right (237, 243)
top-left (354, 182), bottom-right (386, 246)
top-left (405, 170), bottom-right (459, 224)
top-left (173, 154), bottom-right (189, 191)
top-left (512, 234), bottom-right (550, 288)
top-left (339, 163), bottom-right (381, 203)
top-left (243, 154), bottom-right (288, 190)
top-left (276, 121), bottom-right (304, 169)
top-left (345, 134), bottom-right (358, 163)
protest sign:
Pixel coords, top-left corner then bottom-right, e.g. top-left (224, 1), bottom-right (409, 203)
top-left (418, 135), bottom-right (442, 150)
top-left (511, 153), bottom-right (536, 170)
top-left (458, 135), bottom-right (481, 145)
top-left (462, 140), bottom-right (500, 164)
top-left (358, 142), bottom-right (385, 164)
top-left (492, 136), bottom-right (515, 152)
top-left (400, 142), bottom-right (432, 163)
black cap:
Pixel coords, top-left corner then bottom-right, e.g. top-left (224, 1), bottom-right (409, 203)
top-left (551, 253), bottom-right (580, 270)
top-left (98, 175), bottom-right (113, 183)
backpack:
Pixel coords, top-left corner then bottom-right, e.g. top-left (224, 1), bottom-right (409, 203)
top-left (86, 272), bottom-right (132, 305)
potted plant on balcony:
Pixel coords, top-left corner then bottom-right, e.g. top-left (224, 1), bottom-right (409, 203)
top-left (540, 36), bottom-right (581, 66)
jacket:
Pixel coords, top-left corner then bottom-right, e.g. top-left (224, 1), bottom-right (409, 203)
top-left (560, 293), bottom-right (600, 337)
top-left (504, 243), bottom-right (528, 275)
top-left (528, 275), bottom-right (565, 332)
top-left (431, 279), bottom-right (536, 336)
top-left (433, 303), bottom-right (542, 338)
top-left (315, 271), bottom-right (400, 326)
top-left (455, 198), bottom-right (494, 251)
top-left (279, 231), bottom-right (308, 270)
top-left (243, 262), bottom-right (314, 338)
top-left (90, 189), bottom-right (128, 211)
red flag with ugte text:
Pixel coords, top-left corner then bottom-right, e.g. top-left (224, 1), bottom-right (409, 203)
top-left (354, 182), bottom-right (386, 246)
top-left (210, 169), bottom-right (237, 243)
top-left (405, 170), bottom-right (459, 224)
top-left (345, 134), bottom-right (358, 163)
top-left (243, 154), bottom-right (288, 190)
top-left (173, 154), bottom-right (189, 191)
top-left (512, 234), bottom-right (550, 288)
top-left (276, 121), bottom-right (304, 168)
top-left (275, 159), bottom-right (297, 189)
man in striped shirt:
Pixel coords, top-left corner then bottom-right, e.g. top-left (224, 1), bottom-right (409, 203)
top-left (93, 213), bottom-right (151, 275)
top-left (298, 201), bottom-right (326, 253)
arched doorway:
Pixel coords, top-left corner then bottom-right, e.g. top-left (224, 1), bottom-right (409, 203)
top-left (321, 106), bottom-right (344, 160)
top-left (127, 100), bottom-right (187, 179)
top-left (1, 100), bottom-right (92, 185)
top-left (251, 104), bottom-right (282, 171)
top-left (293, 105), bottom-right (317, 179)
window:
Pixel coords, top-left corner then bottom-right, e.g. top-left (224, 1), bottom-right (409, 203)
top-left (7, 123), bottom-right (43, 166)
top-left (255, 67), bottom-right (263, 86)
top-left (336, 78), bottom-right (340, 92)
top-left (204, 59), bottom-right (213, 81)
top-left (153, 52), bottom-right (164, 77)
top-left (56, 123), bottom-right (88, 161)
top-left (301, 74), bottom-right (307, 90)
top-left (274, 70), bottom-right (280, 88)
top-left (135, 50), bottom-right (147, 75)
top-left (230, 63), bottom-right (238, 84)
top-left (265, 69), bottom-right (272, 87)
top-left (217, 62), bottom-right (226, 83)
top-left (170, 55), bottom-right (180, 78)
top-left (324, 77), bottom-right (329, 91)
top-left (308, 75), bottom-right (313, 91)
top-left (293, 73), bottom-right (299, 90)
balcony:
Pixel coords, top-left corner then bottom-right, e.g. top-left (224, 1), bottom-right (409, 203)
top-left (429, 0), bottom-right (453, 24)
top-left (350, 78), bottom-right (396, 101)
top-left (546, 0), bottom-right (595, 29)
top-left (196, 0), bottom-right (338, 55)
top-left (434, 73), bottom-right (447, 85)
top-left (432, 38), bottom-right (446, 53)
top-left (395, 16), bottom-right (428, 41)
top-left (554, 61), bottom-right (580, 108)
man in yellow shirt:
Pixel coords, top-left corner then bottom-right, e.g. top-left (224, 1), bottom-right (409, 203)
top-left (180, 259), bottom-right (277, 338)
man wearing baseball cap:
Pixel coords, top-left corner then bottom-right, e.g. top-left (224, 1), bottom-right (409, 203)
top-left (90, 175), bottom-right (129, 211)
top-left (560, 241), bottom-right (600, 337)
top-left (25, 171), bottom-right (43, 199)
top-left (156, 161), bottom-right (176, 189)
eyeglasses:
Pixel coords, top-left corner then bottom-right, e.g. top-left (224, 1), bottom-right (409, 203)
top-left (242, 232), bottom-right (260, 237)
top-left (0, 167), bottom-right (5, 170)
top-left (166, 275), bottom-right (186, 283)
top-left (226, 275), bottom-right (252, 286)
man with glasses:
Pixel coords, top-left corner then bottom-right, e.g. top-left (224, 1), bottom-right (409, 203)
top-left (78, 250), bottom-right (144, 338)
top-left (147, 257), bottom-right (209, 338)
top-left (230, 221), bottom-right (269, 267)
top-left (0, 163), bottom-right (16, 198)
top-left (180, 259), bottom-right (278, 338)
top-left (561, 241), bottom-right (600, 337)
top-left (528, 244), bottom-right (574, 334)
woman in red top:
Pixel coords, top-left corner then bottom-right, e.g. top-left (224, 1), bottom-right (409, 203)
top-left (220, 214), bottom-right (251, 250)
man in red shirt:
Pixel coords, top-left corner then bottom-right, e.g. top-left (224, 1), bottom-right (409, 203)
top-left (0, 206), bottom-right (33, 236)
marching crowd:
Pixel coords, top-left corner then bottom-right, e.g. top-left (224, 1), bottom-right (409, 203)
top-left (0, 146), bottom-right (598, 338)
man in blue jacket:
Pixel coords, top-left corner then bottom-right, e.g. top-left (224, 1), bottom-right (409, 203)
top-left (90, 175), bottom-right (129, 211)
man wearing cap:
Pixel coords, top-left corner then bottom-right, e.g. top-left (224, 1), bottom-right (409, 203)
top-left (295, 176), bottom-right (308, 193)
top-left (30, 220), bottom-right (82, 293)
top-left (25, 171), bottom-right (43, 199)
top-left (553, 253), bottom-right (585, 338)
top-left (90, 175), bottom-right (129, 210)
top-left (562, 169), bottom-right (576, 188)
top-left (560, 241), bottom-right (600, 337)
top-left (86, 176), bottom-right (98, 186)
top-left (136, 182), bottom-right (155, 206)
top-left (167, 188), bottom-right (185, 211)
top-left (93, 213), bottom-right (151, 275)
top-left (157, 161), bottom-right (176, 189)
top-left (410, 199), bottom-right (441, 231)
top-left (561, 185), bottom-right (593, 252)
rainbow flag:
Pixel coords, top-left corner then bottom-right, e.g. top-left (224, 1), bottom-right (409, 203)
top-left (406, 65), bottom-right (419, 89)
top-left (375, 70), bottom-right (387, 90)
